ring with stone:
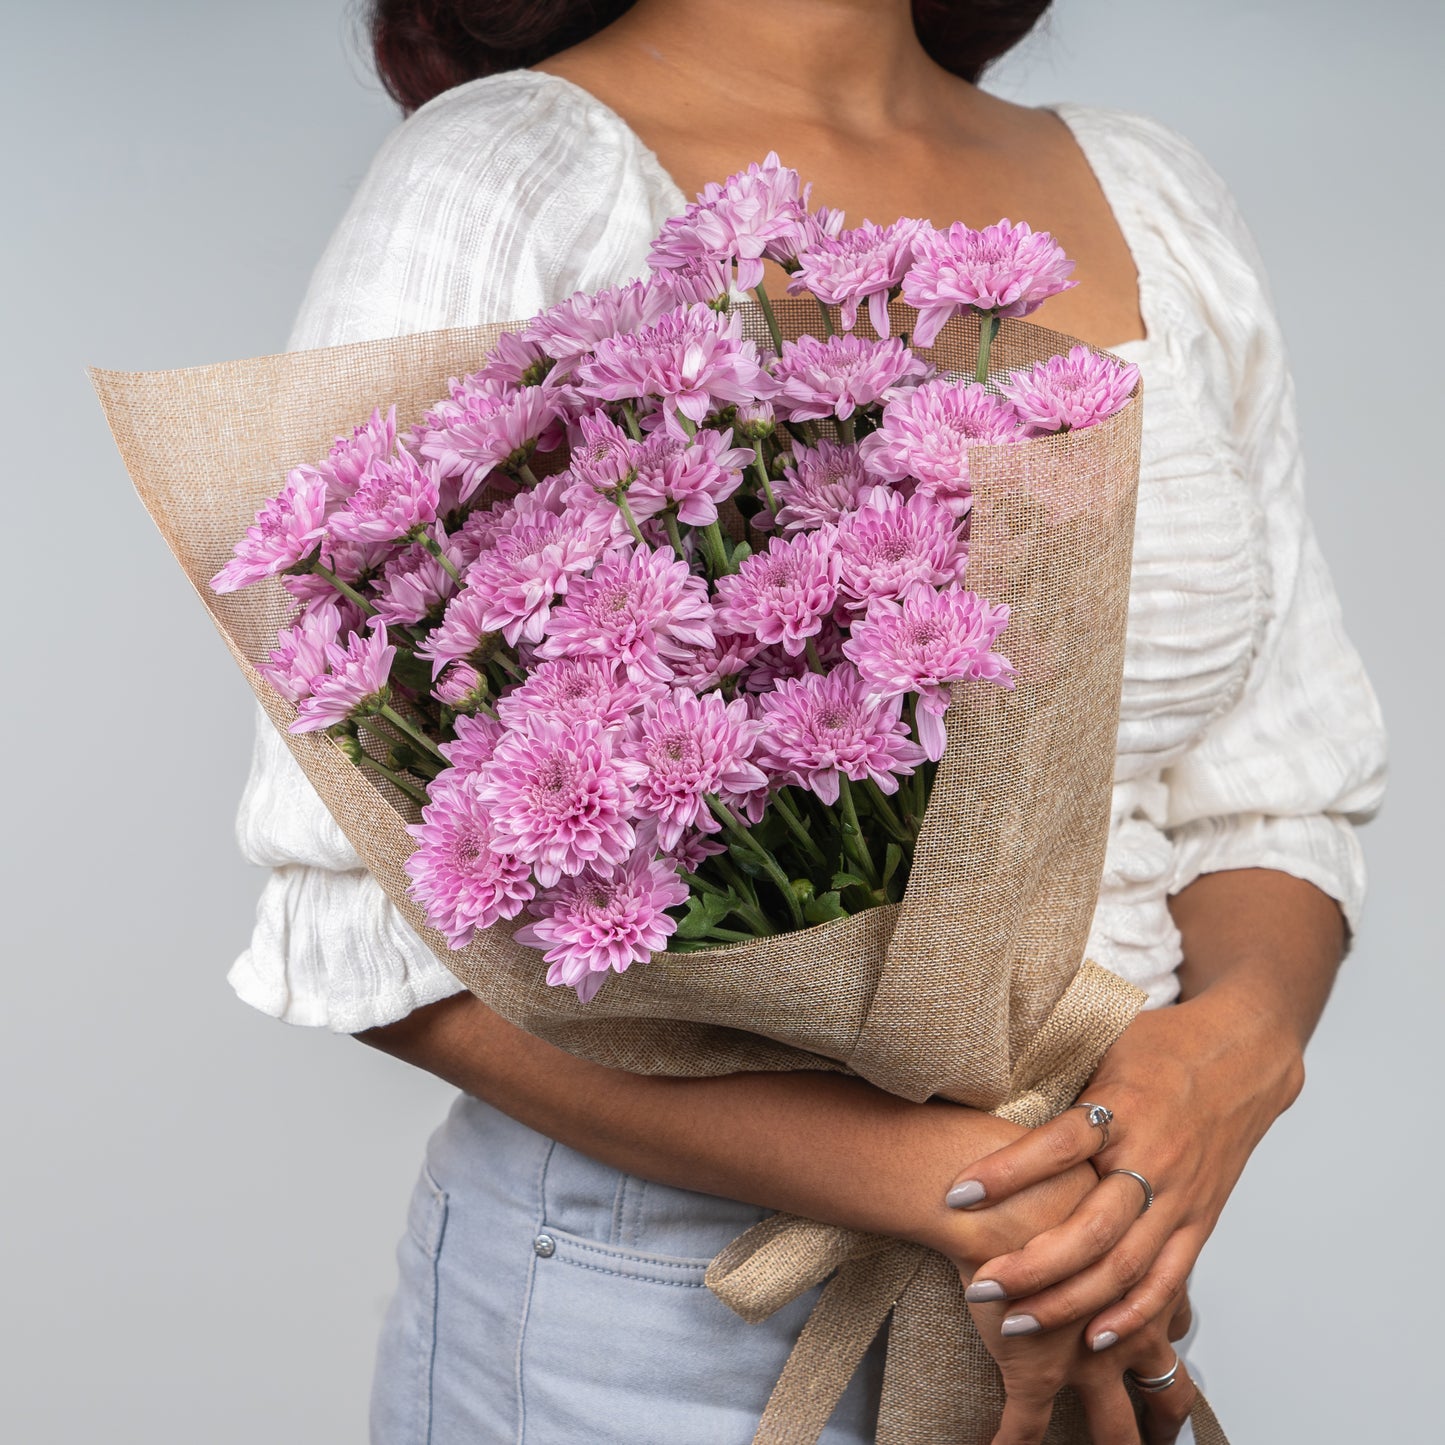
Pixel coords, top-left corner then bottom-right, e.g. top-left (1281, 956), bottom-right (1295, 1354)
top-left (1071, 1100), bottom-right (1113, 1153)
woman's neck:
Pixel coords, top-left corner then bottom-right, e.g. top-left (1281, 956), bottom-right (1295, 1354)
top-left (573, 0), bottom-right (951, 135)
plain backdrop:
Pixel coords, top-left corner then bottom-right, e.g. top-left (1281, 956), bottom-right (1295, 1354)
top-left (2, 1), bottom-right (1439, 1440)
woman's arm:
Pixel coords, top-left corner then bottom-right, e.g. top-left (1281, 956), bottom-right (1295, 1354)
top-left (357, 992), bottom-right (1097, 1261)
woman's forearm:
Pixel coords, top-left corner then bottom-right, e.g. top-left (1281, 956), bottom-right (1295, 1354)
top-left (357, 992), bottom-right (1089, 1258)
top-left (1170, 865), bottom-right (1346, 1086)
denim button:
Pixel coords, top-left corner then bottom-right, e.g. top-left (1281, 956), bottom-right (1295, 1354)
top-left (533, 1233), bottom-right (557, 1258)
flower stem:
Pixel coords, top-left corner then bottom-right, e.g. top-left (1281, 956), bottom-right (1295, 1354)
top-left (771, 789), bottom-right (826, 866)
top-left (377, 702), bottom-right (449, 764)
top-left (751, 447), bottom-right (779, 515)
top-left (358, 717), bottom-right (443, 779)
top-left (615, 491), bottom-right (649, 549)
top-left (863, 778), bottom-right (914, 843)
top-left (975, 312), bottom-right (1001, 385)
top-left (753, 284), bottom-right (785, 356)
top-left (815, 296), bottom-right (837, 337)
top-left (309, 560), bottom-right (375, 615)
top-left (707, 795), bottom-right (805, 929)
top-left (804, 637), bottom-right (827, 675)
top-left (620, 401), bottom-right (643, 442)
top-left (700, 520), bottom-right (736, 577)
top-left (514, 462), bottom-right (541, 489)
top-left (663, 511), bottom-right (688, 562)
top-left (838, 415), bottom-right (856, 445)
top-left (357, 751), bottom-right (430, 806)
top-left (418, 533), bottom-right (465, 586)
top-left (837, 776), bottom-right (880, 887)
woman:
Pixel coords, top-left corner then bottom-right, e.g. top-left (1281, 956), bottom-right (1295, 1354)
top-left (230, 2), bottom-right (1387, 1440)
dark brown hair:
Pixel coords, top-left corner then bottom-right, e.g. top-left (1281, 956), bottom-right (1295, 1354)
top-left (367, 1), bottom-right (1053, 114)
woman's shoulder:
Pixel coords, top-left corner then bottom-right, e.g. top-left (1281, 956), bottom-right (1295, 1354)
top-left (290, 70), bottom-right (674, 347)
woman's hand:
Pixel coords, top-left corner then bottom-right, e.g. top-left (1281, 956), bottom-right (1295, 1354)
top-left (942, 984), bottom-right (1305, 1351)
top-left (970, 1289), bottom-right (1199, 1444)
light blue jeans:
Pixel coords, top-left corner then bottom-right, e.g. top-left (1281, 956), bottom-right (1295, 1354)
top-left (370, 1091), bottom-right (887, 1444)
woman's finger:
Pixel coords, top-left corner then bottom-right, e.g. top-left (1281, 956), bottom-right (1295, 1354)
top-left (963, 1171), bottom-right (1155, 1304)
top-left (1138, 1359), bottom-right (1198, 1445)
top-left (989, 1387), bottom-right (1057, 1445)
top-left (947, 1104), bottom-right (1112, 1208)
top-left (1123, 1336), bottom-right (1198, 1445)
top-left (1078, 1375), bottom-right (1143, 1445)
top-left (1087, 1232), bottom-right (1202, 1350)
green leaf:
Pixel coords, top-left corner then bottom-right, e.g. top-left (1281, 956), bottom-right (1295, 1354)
top-left (674, 896), bottom-right (720, 940)
top-left (881, 843), bottom-right (904, 890)
top-left (831, 869), bottom-right (872, 892)
top-left (730, 540), bottom-right (753, 566)
top-left (803, 890), bottom-right (849, 924)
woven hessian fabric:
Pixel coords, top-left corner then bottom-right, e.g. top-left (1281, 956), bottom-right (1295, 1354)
top-left (92, 299), bottom-right (1227, 1443)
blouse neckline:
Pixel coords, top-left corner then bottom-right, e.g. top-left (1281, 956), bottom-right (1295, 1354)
top-left (517, 68), bottom-right (1160, 358)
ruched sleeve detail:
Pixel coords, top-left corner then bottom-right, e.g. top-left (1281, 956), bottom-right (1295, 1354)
top-left (230, 72), bottom-right (679, 1030)
top-left (1114, 118), bottom-right (1389, 930)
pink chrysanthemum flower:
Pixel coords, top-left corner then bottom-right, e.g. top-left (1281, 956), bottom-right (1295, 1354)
top-left (470, 330), bottom-right (557, 391)
top-left (835, 488), bottom-right (969, 608)
top-left (433, 660), bottom-right (488, 709)
top-left (568, 412), bottom-right (639, 496)
top-left (496, 657), bottom-right (657, 732)
top-left (576, 304), bottom-right (777, 433)
top-left (210, 469), bottom-right (331, 593)
top-left (858, 378), bottom-right (1025, 515)
top-left (1000, 346), bottom-right (1140, 433)
top-left (515, 850), bottom-right (690, 1002)
top-left (416, 373), bottom-right (565, 501)
top-left (416, 587), bottom-right (495, 678)
top-left (666, 830), bottom-right (728, 874)
top-left (290, 624), bottom-right (397, 733)
top-left (626, 427), bottom-right (755, 527)
top-left (744, 621), bottom-right (848, 694)
top-left (649, 153), bottom-right (808, 292)
top-left (902, 219), bottom-right (1078, 347)
top-left (438, 711), bottom-right (505, 771)
top-left (617, 690), bottom-right (767, 850)
top-left (646, 255), bottom-right (738, 312)
top-left (770, 440), bottom-right (872, 532)
top-left (317, 406), bottom-right (399, 502)
top-left (258, 598), bottom-right (358, 704)
top-left (404, 770), bottom-right (534, 948)
top-left (328, 448), bottom-right (441, 545)
top-left (476, 718), bottom-right (636, 887)
top-left (766, 204), bottom-right (846, 272)
top-left (464, 505), bottom-right (610, 646)
top-left (770, 333), bottom-right (929, 423)
top-left (754, 664), bottom-right (926, 804)
top-left (371, 531), bottom-right (464, 628)
top-left (523, 280), bottom-right (666, 364)
top-left (842, 584), bottom-right (1015, 760)
top-left (279, 534), bottom-right (392, 606)
top-left (788, 218), bottom-right (927, 336)
top-left (668, 634), bottom-right (763, 692)
top-left (713, 531), bottom-right (841, 657)
top-left (538, 547), bottom-right (716, 685)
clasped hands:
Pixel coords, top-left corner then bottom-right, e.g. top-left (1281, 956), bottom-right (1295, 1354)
top-left (915, 996), bottom-right (1305, 1445)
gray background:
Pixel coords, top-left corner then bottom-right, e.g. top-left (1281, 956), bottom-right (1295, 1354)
top-left (2, 0), bottom-right (1437, 1439)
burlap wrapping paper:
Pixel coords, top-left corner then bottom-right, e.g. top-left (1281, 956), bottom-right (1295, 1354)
top-left (92, 299), bottom-right (1227, 1443)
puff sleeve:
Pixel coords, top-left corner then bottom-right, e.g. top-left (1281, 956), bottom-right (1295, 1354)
top-left (228, 73), bottom-right (677, 1030)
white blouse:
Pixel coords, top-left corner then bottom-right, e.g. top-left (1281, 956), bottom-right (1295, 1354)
top-left (228, 70), bottom-right (1388, 1032)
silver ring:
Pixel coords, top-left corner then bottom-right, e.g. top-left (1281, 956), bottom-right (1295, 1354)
top-left (1128, 1352), bottom-right (1180, 1393)
top-left (1106, 1168), bottom-right (1155, 1215)
top-left (1071, 1100), bottom-right (1113, 1153)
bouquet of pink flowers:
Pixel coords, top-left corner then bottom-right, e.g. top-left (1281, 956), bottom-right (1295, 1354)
top-left (96, 156), bottom-right (1198, 1445)
top-left (211, 154), bottom-right (1137, 1005)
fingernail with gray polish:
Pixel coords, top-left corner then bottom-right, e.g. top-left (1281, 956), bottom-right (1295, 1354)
top-left (1000, 1314), bottom-right (1041, 1337)
top-left (964, 1279), bottom-right (1006, 1303)
top-left (946, 1180), bottom-right (986, 1208)
top-left (1090, 1331), bottom-right (1119, 1352)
